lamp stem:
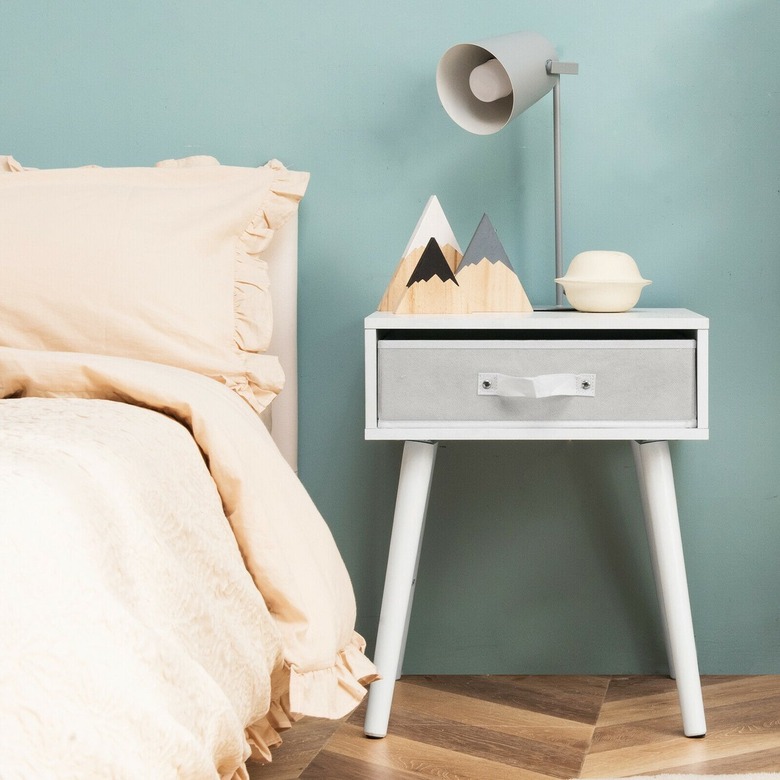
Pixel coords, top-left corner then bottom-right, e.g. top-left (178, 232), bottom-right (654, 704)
top-left (552, 76), bottom-right (563, 306)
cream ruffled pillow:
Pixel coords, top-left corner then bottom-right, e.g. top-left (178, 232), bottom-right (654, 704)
top-left (0, 155), bottom-right (309, 412)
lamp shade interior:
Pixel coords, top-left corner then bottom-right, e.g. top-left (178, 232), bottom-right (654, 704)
top-left (436, 32), bottom-right (558, 135)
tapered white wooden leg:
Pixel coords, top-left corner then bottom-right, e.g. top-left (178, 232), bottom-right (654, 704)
top-left (364, 440), bottom-right (438, 738)
top-left (632, 441), bottom-right (676, 680)
top-left (633, 440), bottom-right (706, 737)
top-left (396, 505), bottom-right (429, 680)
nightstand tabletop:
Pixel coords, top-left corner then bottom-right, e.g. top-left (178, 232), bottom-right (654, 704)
top-left (365, 307), bottom-right (709, 331)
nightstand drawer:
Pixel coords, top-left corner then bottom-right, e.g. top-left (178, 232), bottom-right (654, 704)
top-left (377, 338), bottom-right (697, 428)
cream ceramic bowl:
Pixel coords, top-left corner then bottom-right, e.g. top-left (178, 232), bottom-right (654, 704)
top-left (555, 250), bottom-right (651, 312)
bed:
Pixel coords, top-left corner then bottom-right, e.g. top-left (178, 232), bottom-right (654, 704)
top-left (0, 154), bottom-right (377, 779)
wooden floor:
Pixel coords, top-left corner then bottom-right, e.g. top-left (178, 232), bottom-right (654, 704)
top-left (249, 675), bottom-right (780, 779)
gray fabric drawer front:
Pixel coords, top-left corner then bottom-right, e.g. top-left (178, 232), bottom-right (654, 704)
top-left (377, 339), bottom-right (697, 426)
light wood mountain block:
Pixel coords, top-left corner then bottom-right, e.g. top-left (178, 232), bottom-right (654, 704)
top-left (456, 258), bottom-right (533, 313)
top-left (378, 242), bottom-right (461, 313)
top-left (394, 256), bottom-right (533, 314)
top-left (381, 207), bottom-right (534, 314)
top-left (394, 276), bottom-right (467, 314)
top-left (378, 195), bottom-right (462, 313)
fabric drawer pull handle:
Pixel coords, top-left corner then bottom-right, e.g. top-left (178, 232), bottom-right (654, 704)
top-left (477, 372), bottom-right (596, 399)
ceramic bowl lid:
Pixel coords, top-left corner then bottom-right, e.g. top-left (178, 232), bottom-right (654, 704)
top-left (556, 250), bottom-right (650, 284)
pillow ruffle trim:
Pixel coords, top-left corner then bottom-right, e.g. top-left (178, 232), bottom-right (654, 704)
top-left (214, 353), bottom-right (286, 416)
top-left (233, 160), bottom-right (310, 355)
top-left (0, 155), bottom-right (24, 172)
top-left (236, 631), bottom-right (380, 773)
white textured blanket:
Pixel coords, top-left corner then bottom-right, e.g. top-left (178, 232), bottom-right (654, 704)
top-left (0, 347), bottom-right (377, 779)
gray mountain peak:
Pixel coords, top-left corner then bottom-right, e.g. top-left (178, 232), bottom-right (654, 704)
top-left (458, 213), bottom-right (514, 271)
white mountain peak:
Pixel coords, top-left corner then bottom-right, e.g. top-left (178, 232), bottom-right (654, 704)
top-left (402, 195), bottom-right (461, 257)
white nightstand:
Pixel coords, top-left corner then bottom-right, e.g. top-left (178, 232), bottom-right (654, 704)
top-left (363, 308), bottom-right (709, 738)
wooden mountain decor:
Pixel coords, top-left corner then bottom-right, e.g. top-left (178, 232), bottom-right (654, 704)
top-left (394, 237), bottom-right (468, 314)
top-left (456, 213), bottom-right (533, 313)
top-left (378, 201), bottom-right (532, 314)
top-left (378, 195), bottom-right (462, 312)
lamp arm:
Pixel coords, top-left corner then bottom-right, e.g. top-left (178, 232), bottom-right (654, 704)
top-left (547, 60), bottom-right (578, 307)
top-left (553, 78), bottom-right (564, 306)
top-left (548, 60), bottom-right (579, 76)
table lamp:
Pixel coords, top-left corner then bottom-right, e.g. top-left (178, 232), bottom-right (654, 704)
top-left (436, 31), bottom-right (578, 306)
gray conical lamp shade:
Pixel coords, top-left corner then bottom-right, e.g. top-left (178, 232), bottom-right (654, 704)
top-left (436, 32), bottom-right (558, 135)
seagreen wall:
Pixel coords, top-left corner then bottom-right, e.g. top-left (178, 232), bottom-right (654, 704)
top-left (2, 0), bottom-right (778, 674)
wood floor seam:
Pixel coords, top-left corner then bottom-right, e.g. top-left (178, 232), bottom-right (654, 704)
top-left (574, 675), bottom-right (615, 779)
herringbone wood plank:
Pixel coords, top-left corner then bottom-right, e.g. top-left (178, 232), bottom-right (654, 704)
top-left (581, 675), bottom-right (780, 777)
top-left (249, 676), bottom-right (780, 779)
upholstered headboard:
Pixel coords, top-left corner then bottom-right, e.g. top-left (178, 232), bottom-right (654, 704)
top-left (265, 213), bottom-right (299, 472)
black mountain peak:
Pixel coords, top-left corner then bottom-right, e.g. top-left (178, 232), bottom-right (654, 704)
top-left (406, 237), bottom-right (459, 286)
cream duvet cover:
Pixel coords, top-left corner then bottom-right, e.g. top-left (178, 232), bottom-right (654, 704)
top-left (0, 347), bottom-right (377, 780)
